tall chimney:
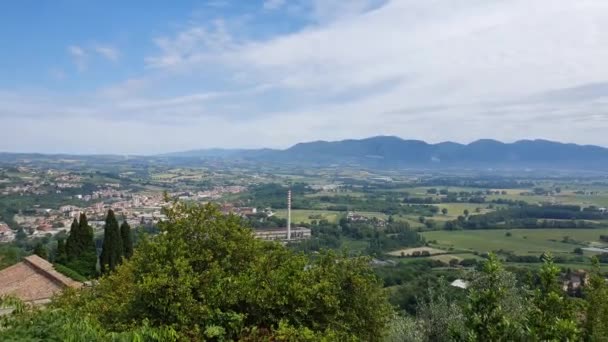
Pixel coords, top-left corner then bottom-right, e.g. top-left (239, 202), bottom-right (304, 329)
top-left (287, 189), bottom-right (292, 241)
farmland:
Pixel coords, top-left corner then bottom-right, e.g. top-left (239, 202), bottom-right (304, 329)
top-left (423, 228), bottom-right (608, 257)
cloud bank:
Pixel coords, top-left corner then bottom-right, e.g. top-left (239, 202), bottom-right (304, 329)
top-left (2, 0), bottom-right (608, 154)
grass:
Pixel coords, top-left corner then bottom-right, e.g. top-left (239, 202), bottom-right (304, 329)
top-left (340, 238), bottom-right (369, 253)
top-left (387, 247), bottom-right (446, 257)
top-left (422, 228), bottom-right (608, 257)
top-left (274, 209), bottom-right (342, 224)
top-left (432, 203), bottom-right (494, 221)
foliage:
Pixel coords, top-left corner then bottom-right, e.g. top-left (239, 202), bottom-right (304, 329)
top-left (0, 244), bottom-right (25, 269)
top-left (463, 253), bottom-right (529, 341)
top-left (0, 297), bottom-right (178, 341)
top-left (120, 220), bottom-right (133, 259)
top-left (33, 242), bottom-right (48, 260)
top-left (584, 257), bottom-right (608, 340)
top-left (527, 253), bottom-right (580, 340)
top-left (60, 202), bottom-right (392, 340)
top-left (415, 279), bottom-right (466, 341)
top-left (62, 213), bottom-right (97, 277)
top-left (53, 263), bottom-right (88, 282)
top-left (100, 209), bottom-right (123, 273)
top-left (55, 238), bottom-right (67, 264)
top-left (384, 313), bottom-right (424, 342)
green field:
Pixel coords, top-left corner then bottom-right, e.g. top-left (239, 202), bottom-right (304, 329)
top-left (432, 203), bottom-right (494, 221)
top-left (274, 209), bottom-right (342, 224)
top-left (422, 228), bottom-right (608, 257)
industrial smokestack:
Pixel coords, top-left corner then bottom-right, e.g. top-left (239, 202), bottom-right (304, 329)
top-left (287, 189), bottom-right (291, 241)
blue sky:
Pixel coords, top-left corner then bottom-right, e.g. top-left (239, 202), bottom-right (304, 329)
top-left (1, 0), bottom-right (608, 154)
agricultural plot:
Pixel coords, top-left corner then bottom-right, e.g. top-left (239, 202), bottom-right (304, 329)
top-left (387, 246), bottom-right (446, 257)
top-left (432, 203), bottom-right (494, 221)
top-left (422, 228), bottom-right (608, 257)
top-left (274, 209), bottom-right (342, 224)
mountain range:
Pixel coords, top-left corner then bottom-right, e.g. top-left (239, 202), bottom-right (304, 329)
top-left (3, 136), bottom-right (608, 170)
top-left (166, 136), bottom-right (608, 170)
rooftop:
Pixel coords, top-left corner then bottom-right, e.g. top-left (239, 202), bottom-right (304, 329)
top-left (0, 255), bottom-right (82, 304)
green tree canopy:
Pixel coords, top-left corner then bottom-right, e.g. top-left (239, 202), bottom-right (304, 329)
top-left (64, 202), bottom-right (392, 340)
top-left (100, 209), bottom-right (123, 273)
top-left (62, 214), bottom-right (97, 277)
top-left (120, 220), bottom-right (133, 259)
top-left (33, 242), bottom-right (48, 260)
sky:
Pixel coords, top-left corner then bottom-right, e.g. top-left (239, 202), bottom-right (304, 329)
top-left (1, 0), bottom-right (608, 154)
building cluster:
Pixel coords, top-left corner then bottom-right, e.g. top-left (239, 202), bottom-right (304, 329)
top-left (346, 211), bottom-right (387, 228)
top-left (175, 186), bottom-right (247, 201)
top-left (253, 227), bottom-right (312, 242)
top-left (220, 203), bottom-right (258, 217)
top-left (1, 183), bottom-right (48, 196)
top-left (1, 183), bottom-right (255, 240)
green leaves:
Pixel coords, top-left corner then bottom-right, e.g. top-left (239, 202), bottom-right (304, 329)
top-left (68, 202), bottom-right (392, 340)
top-left (100, 209), bottom-right (123, 273)
top-left (62, 213), bottom-right (97, 277)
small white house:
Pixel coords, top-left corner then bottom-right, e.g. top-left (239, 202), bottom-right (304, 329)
top-left (450, 279), bottom-right (468, 289)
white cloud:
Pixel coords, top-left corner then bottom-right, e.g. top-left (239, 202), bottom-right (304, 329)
top-left (93, 45), bottom-right (120, 61)
top-left (4, 0), bottom-right (608, 153)
top-left (263, 0), bottom-right (285, 11)
top-left (68, 45), bottom-right (87, 71)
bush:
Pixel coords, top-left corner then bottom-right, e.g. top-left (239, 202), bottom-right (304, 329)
top-left (57, 203), bottom-right (393, 340)
top-left (53, 263), bottom-right (87, 282)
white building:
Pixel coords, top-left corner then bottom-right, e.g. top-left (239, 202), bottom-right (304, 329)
top-left (253, 227), bottom-right (311, 242)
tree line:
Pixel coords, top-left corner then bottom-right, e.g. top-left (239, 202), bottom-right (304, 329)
top-left (51, 209), bottom-right (133, 278)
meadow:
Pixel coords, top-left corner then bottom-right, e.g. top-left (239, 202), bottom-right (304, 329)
top-left (422, 228), bottom-right (608, 257)
top-left (274, 209), bottom-right (341, 224)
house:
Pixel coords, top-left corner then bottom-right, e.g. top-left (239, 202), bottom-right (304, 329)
top-left (0, 255), bottom-right (82, 305)
top-left (450, 279), bottom-right (469, 289)
top-left (563, 270), bottom-right (588, 293)
top-left (347, 212), bottom-right (369, 222)
top-left (254, 227), bottom-right (311, 242)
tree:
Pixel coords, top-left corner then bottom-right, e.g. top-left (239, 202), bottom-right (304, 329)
top-left (584, 257), bottom-right (608, 340)
top-left (527, 254), bottom-right (579, 340)
top-left (15, 228), bottom-right (27, 241)
top-left (63, 214), bottom-right (97, 277)
top-left (65, 218), bottom-right (79, 259)
top-left (66, 203), bottom-right (392, 340)
top-left (417, 280), bottom-right (466, 341)
top-left (0, 297), bottom-right (178, 341)
top-left (463, 209), bottom-right (469, 217)
top-left (100, 209), bottom-right (123, 273)
top-left (55, 239), bottom-right (67, 264)
top-left (120, 220), bottom-right (133, 259)
top-left (33, 242), bottom-right (48, 260)
top-left (463, 253), bottom-right (528, 340)
top-left (441, 208), bottom-right (448, 215)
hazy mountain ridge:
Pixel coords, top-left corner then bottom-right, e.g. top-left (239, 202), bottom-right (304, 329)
top-left (2, 136), bottom-right (608, 170)
top-left (249, 136), bottom-right (608, 169)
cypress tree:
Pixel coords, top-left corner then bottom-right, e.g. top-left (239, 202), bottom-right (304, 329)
top-left (78, 213), bottom-right (98, 277)
top-left (33, 242), bottom-right (48, 260)
top-left (120, 220), bottom-right (133, 259)
top-left (100, 210), bottom-right (123, 273)
top-left (63, 213), bottom-right (98, 277)
top-left (56, 239), bottom-right (67, 264)
top-left (65, 218), bottom-right (79, 259)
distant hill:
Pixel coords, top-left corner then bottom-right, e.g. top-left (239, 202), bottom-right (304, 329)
top-left (3, 136), bottom-right (608, 170)
top-left (231, 136), bottom-right (608, 170)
